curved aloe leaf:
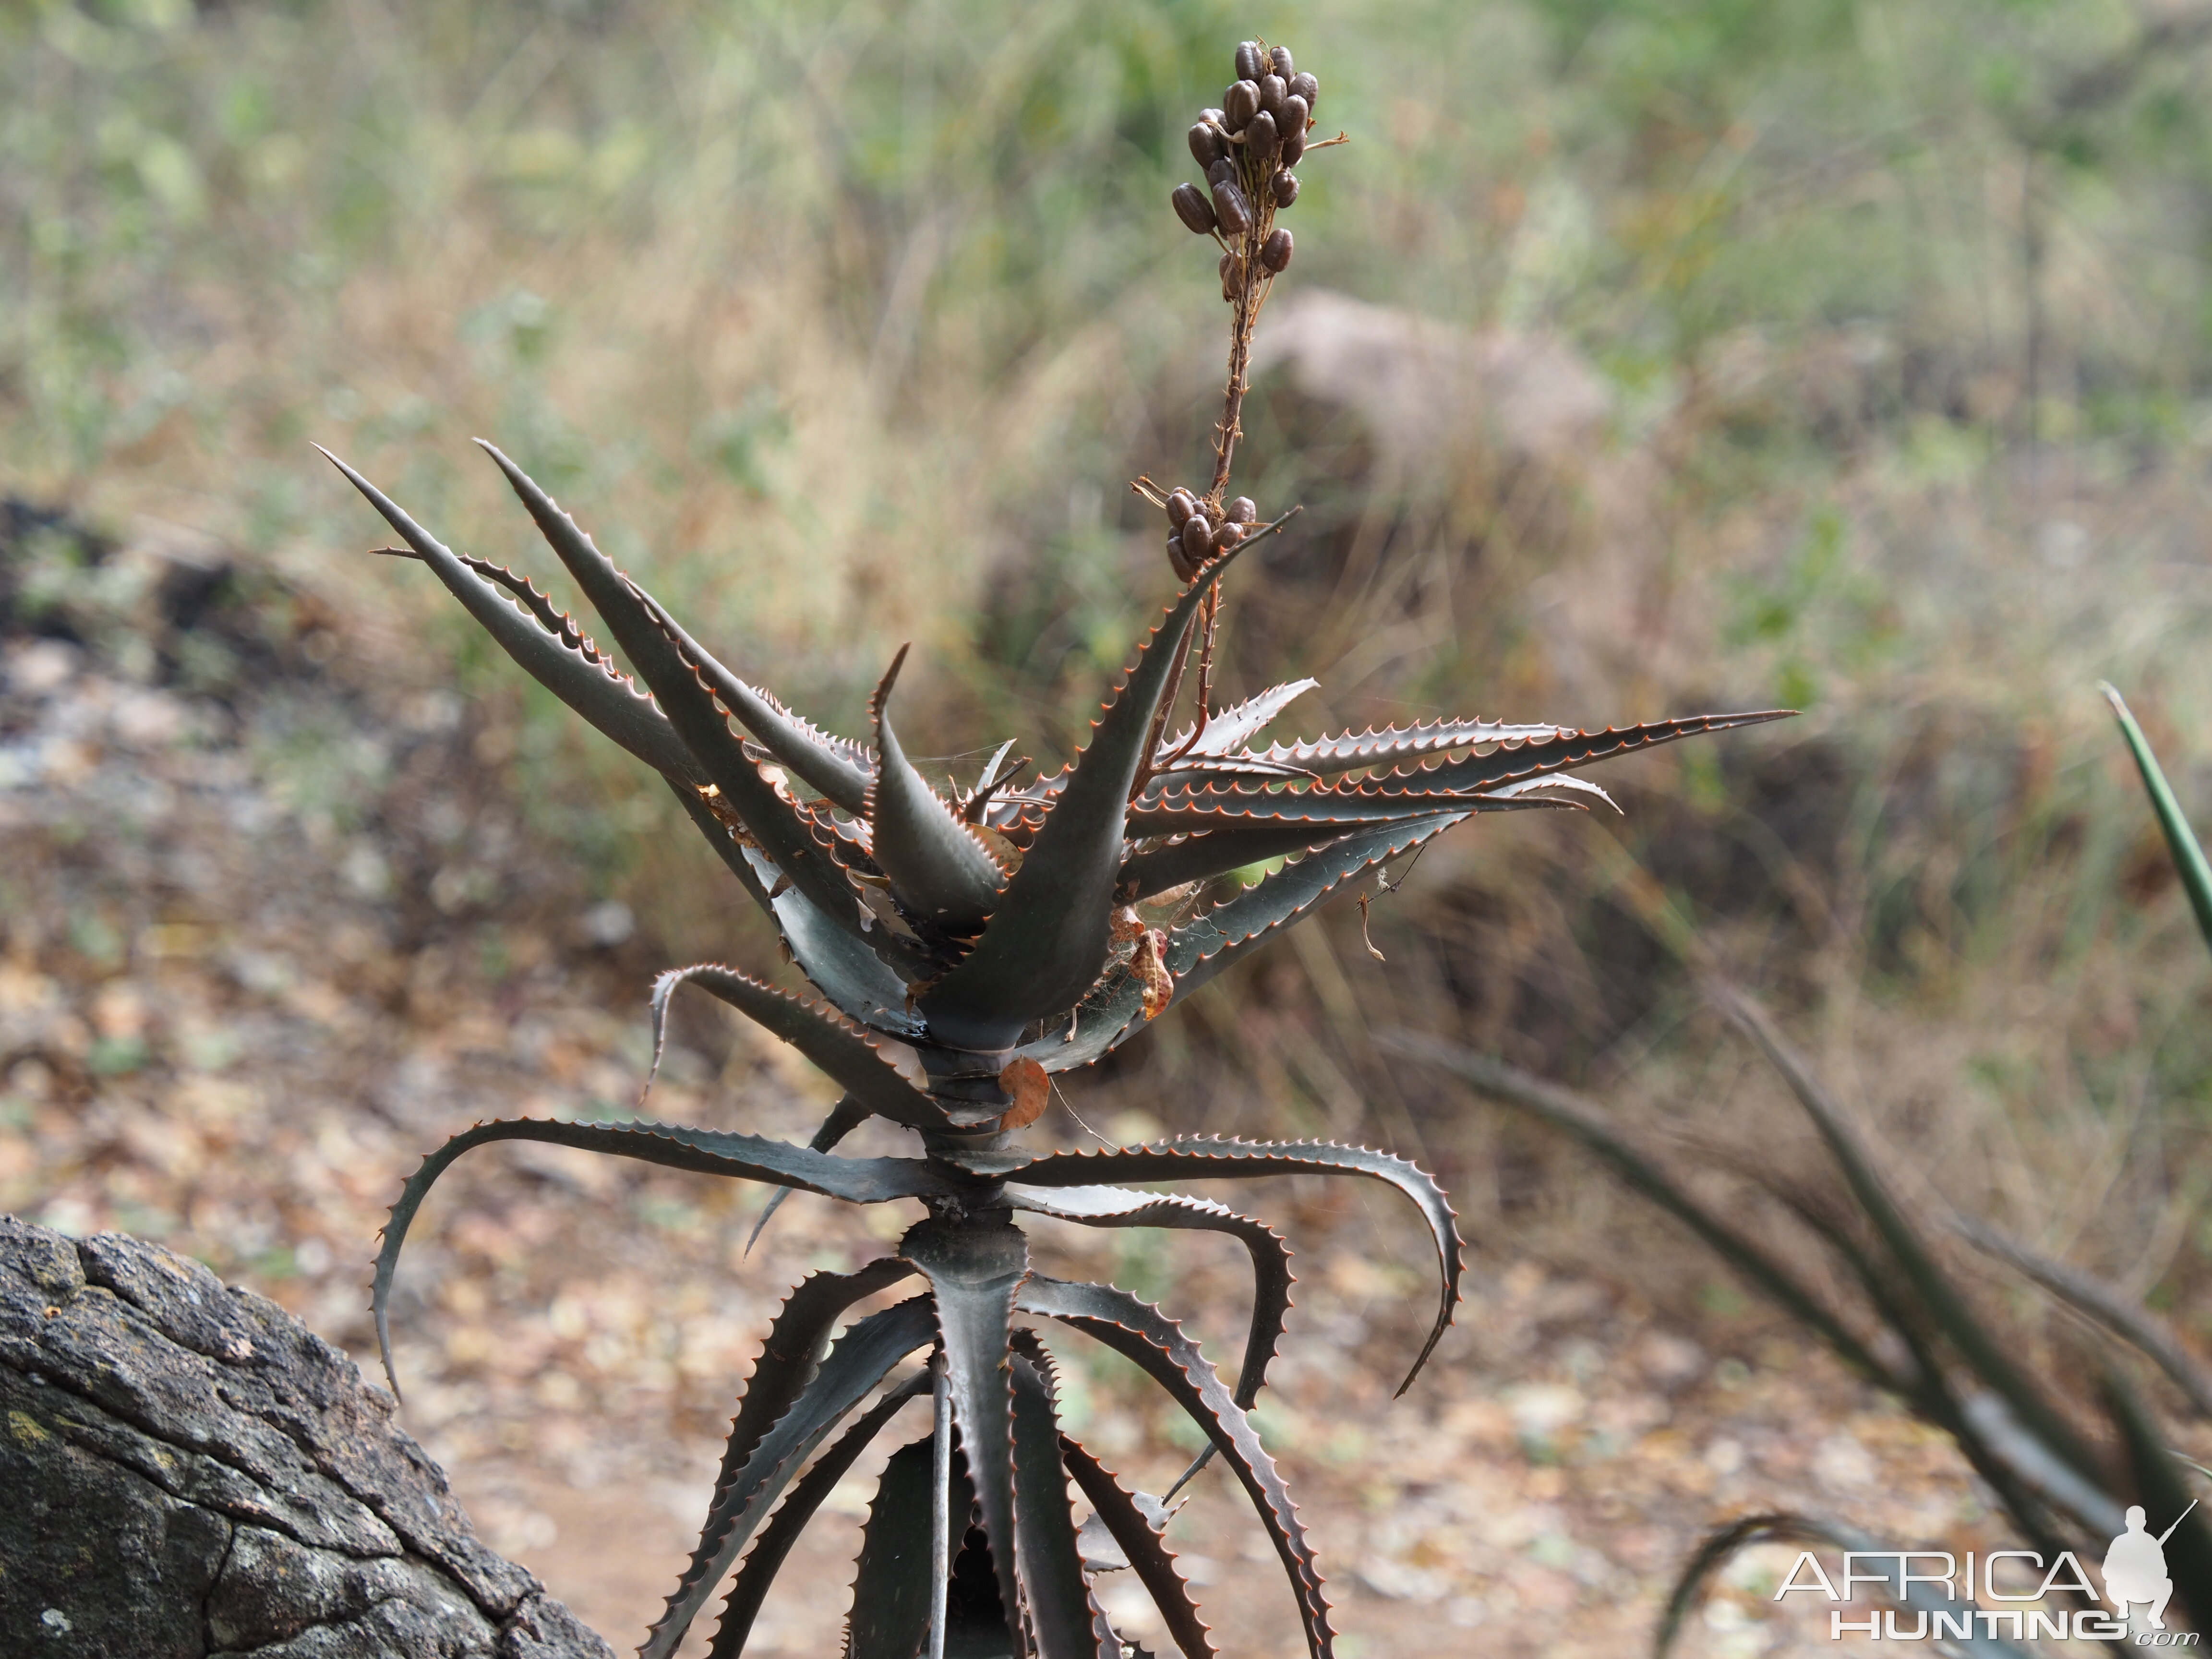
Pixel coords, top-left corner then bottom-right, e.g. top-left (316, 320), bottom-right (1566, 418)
top-left (1955, 1216), bottom-right (2212, 1418)
top-left (625, 581), bottom-right (875, 813)
top-left (1249, 716), bottom-right (1563, 776)
top-left (1165, 813), bottom-right (1469, 1014)
top-left (866, 645), bottom-right (1009, 931)
top-left (846, 1434), bottom-right (970, 1659)
top-left (2103, 683), bottom-right (2212, 957)
top-left (1382, 1033), bottom-right (1899, 1391)
top-left (745, 1094), bottom-right (872, 1256)
top-left (318, 448), bottom-right (697, 780)
top-left (649, 964), bottom-right (959, 1127)
top-left (1019, 1276), bottom-right (1334, 1659)
top-left (1155, 678), bottom-right (1319, 761)
top-left (922, 556), bottom-right (1245, 1051)
top-left (1010, 1347), bottom-right (1118, 1659)
top-left (682, 1259), bottom-right (921, 1657)
top-left (1385, 709), bottom-right (1792, 794)
top-left (1009, 1137), bottom-right (1458, 1395)
top-left (706, 1370), bottom-right (932, 1659)
top-left (475, 441), bottom-right (866, 936)
top-left (1120, 795), bottom-right (1567, 900)
top-left (668, 785), bottom-right (928, 1020)
top-left (1005, 1184), bottom-right (1292, 1410)
top-left (1124, 782), bottom-right (1577, 836)
top-left (373, 1118), bottom-right (959, 1391)
top-left (1713, 984), bottom-right (2106, 1486)
top-left (900, 1215), bottom-right (1032, 1635)
top-left (642, 1295), bottom-right (938, 1659)
top-left (1059, 1436), bottom-right (1214, 1659)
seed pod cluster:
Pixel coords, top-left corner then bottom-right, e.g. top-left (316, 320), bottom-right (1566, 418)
top-left (1167, 37), bottom-right (1317, 284)
top-left (1163, 487), bottom-right (1261, 580)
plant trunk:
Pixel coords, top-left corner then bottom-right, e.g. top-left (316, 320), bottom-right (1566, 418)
top-left (0, 1215), bottom-right (613, 1659)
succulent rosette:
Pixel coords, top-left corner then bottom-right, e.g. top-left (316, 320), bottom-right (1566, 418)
top-left (325, 36), bottom-right (1786, 1659)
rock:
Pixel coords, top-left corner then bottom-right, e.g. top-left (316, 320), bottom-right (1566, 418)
top-left (0, 1216), bottom-right (613, 1659)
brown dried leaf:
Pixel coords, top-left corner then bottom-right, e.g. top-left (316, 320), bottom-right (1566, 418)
top-left (998, 1055), bottom-right (1050, 1129)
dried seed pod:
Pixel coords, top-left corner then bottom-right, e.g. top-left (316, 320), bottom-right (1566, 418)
top-left (1211, 520), bottom-right (1245, 554)
top-left (1224, 79), bottom-right (1260, 130)
top-left (1167, 532), bottom-right (1196, 581)
top-left (1247, 109), bottom-right (1279, 166)
top-left (1200, 106), bottom-right (1226, 132)
top-left (1259, 73), bottom-right (1286, 115)
top-left (1207, 155), bottom-right (1238, 191)
top-left (1282, 92), bottom-right (1309, 138)
top-left (1281, 111), bottom-right (1307, 166)
top-left (1261, 227), bottom-right (1294, 272)
top-left (1166, 488), bottom-right (1195, 528)
top-left (1272, 169), bottom-right (1299, 208)
top-left (1291, 71), bottom-right (1319, 108)
top-left (1228, 496), bottom-right (1257, 524)
top-left (1181, 516), bottom-right (1214, 564)
top-left (1270, 45), bottom-right (1295, 81)
top-left (1188, 122), bottom-right (1226, 170)
top-left (1235, 40), bottom-right (1264, 80)
top-left (1170, 182), bottom-right (1216, 235)
top-left (1211, 177), bottom-right (1252, 235)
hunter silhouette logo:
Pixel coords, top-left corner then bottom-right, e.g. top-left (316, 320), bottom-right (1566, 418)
top-left (2106, 1502), bottom-right (2196, 1632)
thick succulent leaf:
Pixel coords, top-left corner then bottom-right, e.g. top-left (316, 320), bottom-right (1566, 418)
top-left (1125, 782), bottom-right (1579, 836)
top-left (845, 1434), bottom-right (967, 1659)
top-left (2103, 682), bottom-right (2212, 958)
top-left (1119, 797), bottom-right (1562, 900)
top-left (1955, 1216), bottom-right (2212, 1418)
top-left (684, 1255), bottom-right (921, 1611)
top-left (1656, 1515), bottom-right (2034, 1659)
top-left (1713, 984), bottom-right (2106, 1485)
top-left (670, 786), bottom-right (928, 1022)
top-left (921, 557), bottom-right (1244, 1051)
top-left (476, 441), bottom-right (866, 935)
top-left (1006, 1185), bottom-right (1291, 1410)
top-left (900, 1215), bottom-right (1032, 1634)
top-left (1010, 1349), bottom-right (1117, 1659)
top-left (373, 1118), bottom-right (959, 1392)
top-left (745, 1095), bottom-right (871, 1256)
top-left (318, 448), bottom-right (697, 779)
top-left (1382, 1034), bottom-right (1899, 1391)
top-left (1144, 756), bottom-right (1321, 791)
top-left (1015, 814), bottom-right (1468, 1073)
top-left (642, 1296), bottom-right (939, 1659)
top-left (866, 646), bottom-right (1009, 930)
top-left (1007, 1137), bottom-right (1459, 1395)
top-left (650, 963), bottom-right (961, 1127)
top-left (706, 1371), bottom-right (932, 1659)
top-left (1018, 1276), bottom-right (1333, 1659)
top-left (1250, 716), bottom-right (1562, 776)
top-left (1059, 1437), bottom-right (1214, 1659)
top-left (1164, 677), bottom-right (1320, 758)
top-left (626, 581), bottom-right (875, 813)
top-left (2104, 1373), bottom-right (2212, 1631)
top-left (1374, 709), bottom-right (1793, 794)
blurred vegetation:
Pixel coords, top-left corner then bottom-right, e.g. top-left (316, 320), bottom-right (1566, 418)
top-left (5, 0), bottom-right (2212, 1333)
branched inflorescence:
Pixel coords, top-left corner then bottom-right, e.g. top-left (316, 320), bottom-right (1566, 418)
top-left (325, 36), bottom-right (1788, 1659)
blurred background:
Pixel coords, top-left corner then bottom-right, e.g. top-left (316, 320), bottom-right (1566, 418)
top-left (3, 0), bottom-right (2211, 1652)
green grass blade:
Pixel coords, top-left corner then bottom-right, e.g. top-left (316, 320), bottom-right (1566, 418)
top-left (2101, 682), bottom-right (2212, 957)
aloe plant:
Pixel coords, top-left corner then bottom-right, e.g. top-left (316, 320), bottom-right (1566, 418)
top-left (324, 38), bottom-right (1783, 1659)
